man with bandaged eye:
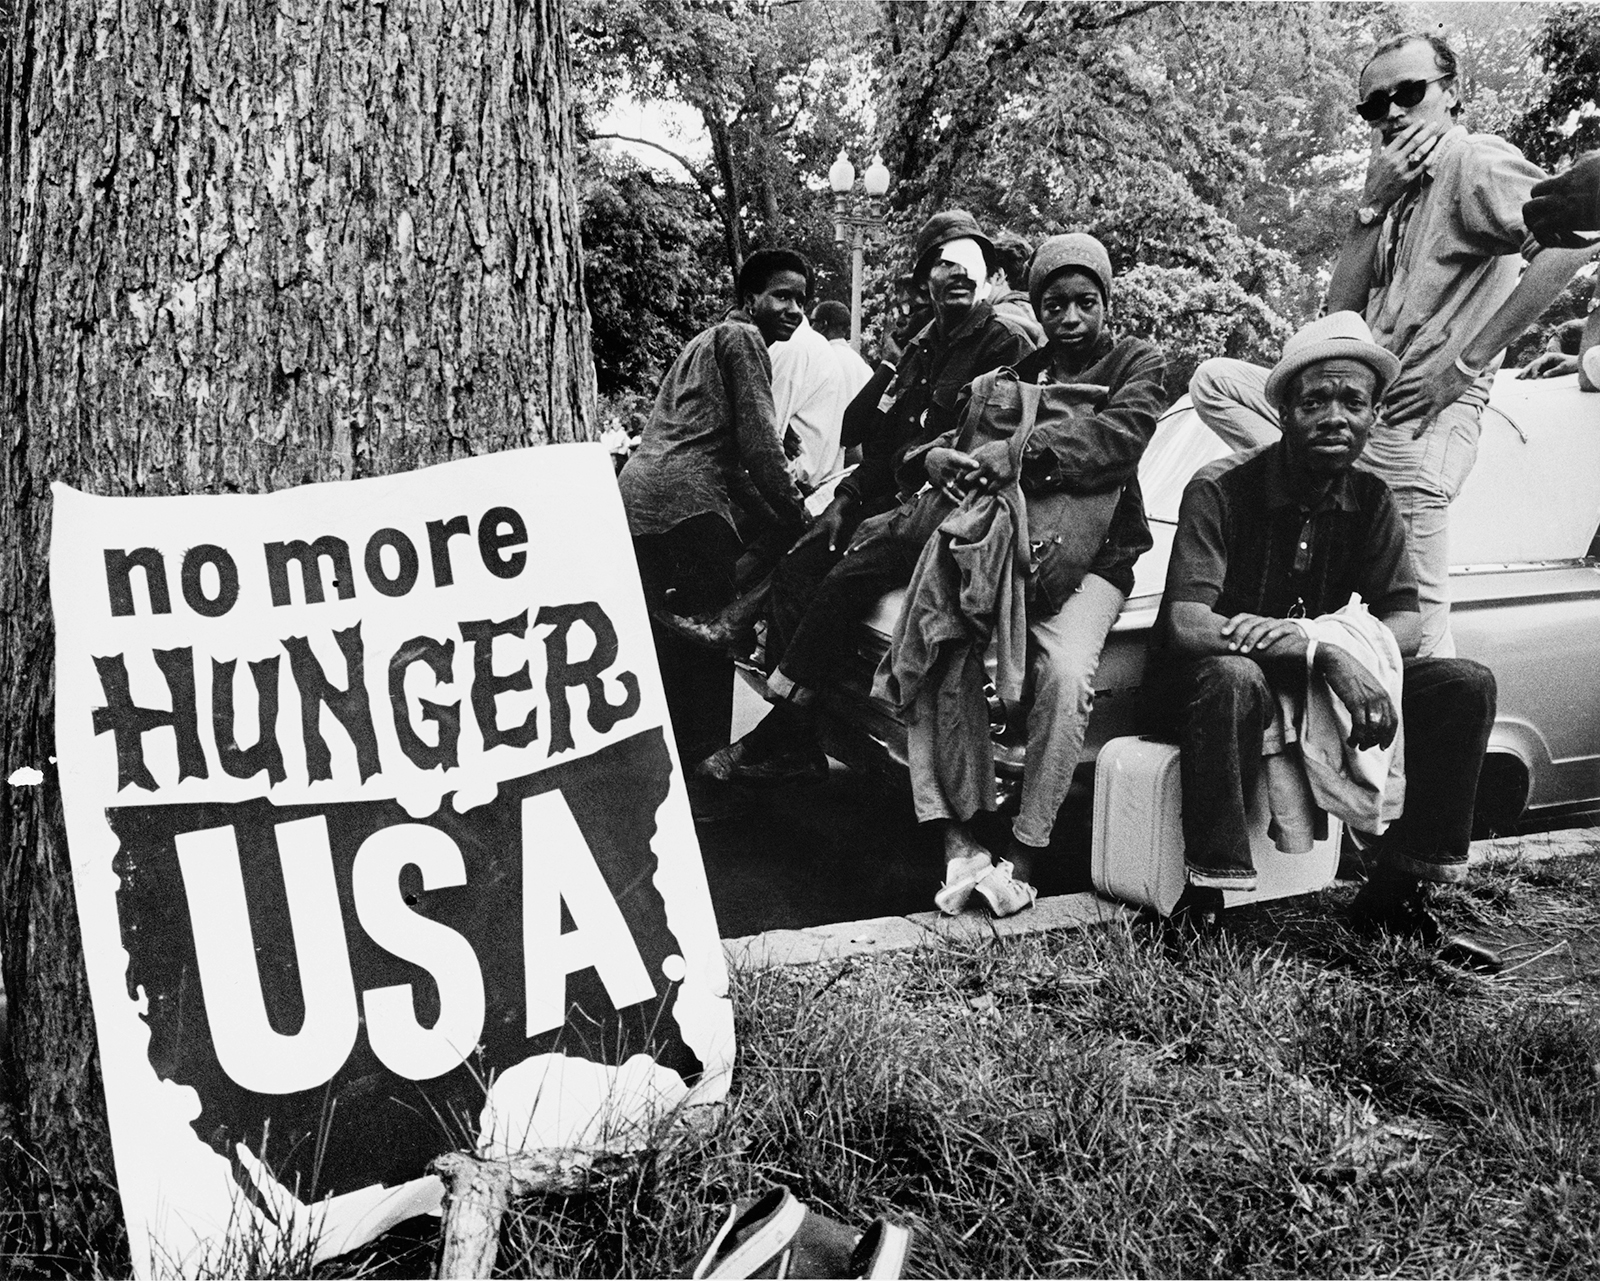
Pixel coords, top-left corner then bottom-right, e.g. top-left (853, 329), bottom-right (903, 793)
top-left (689, 209), bottom-right (1037, 786)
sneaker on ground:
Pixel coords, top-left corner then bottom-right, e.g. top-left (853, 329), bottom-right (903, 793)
top-left (934, 851), bottom-right (994, 916)
top-left (690, 1185), bottom-right (911, 1280)
top-left (974, 859), bottom-right (1037, 918)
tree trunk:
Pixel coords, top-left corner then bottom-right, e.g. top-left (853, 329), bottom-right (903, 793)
top-left (0, 0), bottom-right (594, 1266)
top-left (704, 107), bottom-right (747, 292)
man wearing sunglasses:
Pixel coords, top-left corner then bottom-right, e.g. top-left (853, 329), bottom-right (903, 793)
top-left (1190, 30), bottom-right (1595, 660)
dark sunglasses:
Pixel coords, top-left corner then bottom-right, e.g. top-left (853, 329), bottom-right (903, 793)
top-left (1355, 74), bottom-right (1451, 122)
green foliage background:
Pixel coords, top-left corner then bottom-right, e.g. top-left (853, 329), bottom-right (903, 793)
top-left (572, 0), bottom-right (1599, 407)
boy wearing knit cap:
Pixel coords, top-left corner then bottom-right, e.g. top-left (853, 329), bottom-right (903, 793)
top-left (913, 234), bottom-right (1168, 916)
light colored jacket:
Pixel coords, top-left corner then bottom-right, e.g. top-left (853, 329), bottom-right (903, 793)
top-left (1273, 595), bottom-right (1406, 836)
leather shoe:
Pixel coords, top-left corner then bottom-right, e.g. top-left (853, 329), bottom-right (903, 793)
top-left (651, 604), bottom-right (756, 657)
top-left (1350, 881), bottom-right (1502, 973)
top-left (1167, 883), bottom-right (1225, 940)
top-left (696, 737), bottom-right (829, 787)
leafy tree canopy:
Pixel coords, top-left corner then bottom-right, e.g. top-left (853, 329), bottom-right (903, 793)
top-left (1506, 1), bottom-right (1600, 168)
top-left (572, 1), bottom-right (1565, 401)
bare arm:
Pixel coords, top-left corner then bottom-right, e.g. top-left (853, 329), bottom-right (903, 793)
top-left (1325, 219), bottom-right (1386, 316)
top-left (1385, 246), bottom-right (1594, 429)
top-left (1458, 247), bottom-right (1595, 371)
top-left (1167, 600), bottom-right (1309, 664)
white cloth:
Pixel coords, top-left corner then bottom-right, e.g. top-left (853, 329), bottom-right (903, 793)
top-left (937, 237), bottom-right (994, 303)
top-left (1281, 595), bottom-right (1407, 834)
top-left (769, 316), bottom-right (850, 491)
top-left (829, 336), bottom-right (874, 401)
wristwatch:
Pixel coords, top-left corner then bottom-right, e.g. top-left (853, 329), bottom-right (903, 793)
top-left (1356, 203), bottom-right (1385, 227)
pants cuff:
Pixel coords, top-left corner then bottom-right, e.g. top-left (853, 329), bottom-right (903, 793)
top-left (1009, 822), bottom-right (1051, 850)
top-left (1186, 867), bottom-right (1258, 892)
top-left (766, 668), bottom-right (813, 705)
top-left (1384, 849), bottom-right (1469, 884)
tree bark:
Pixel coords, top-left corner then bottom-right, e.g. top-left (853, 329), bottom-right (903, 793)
top-left (0, 0), bottom-right (595, 1266)
top-left (704, 107), bottom-right (747, 292)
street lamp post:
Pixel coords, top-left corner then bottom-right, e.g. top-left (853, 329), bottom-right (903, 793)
top-left (828, 150), bottom-right (892, 351)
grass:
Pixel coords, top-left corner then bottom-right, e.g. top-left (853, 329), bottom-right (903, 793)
top-left (6, 853), bottom-right (1599, 1278)
top-left (484, 853), bottom-right (1600, 1280)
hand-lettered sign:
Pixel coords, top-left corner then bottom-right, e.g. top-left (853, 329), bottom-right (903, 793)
top-left (51, 445), bottom-right (733, 1277)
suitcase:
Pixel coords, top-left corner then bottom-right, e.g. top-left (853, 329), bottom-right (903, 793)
top-left (1091, 736), bottom-right (1341, 916)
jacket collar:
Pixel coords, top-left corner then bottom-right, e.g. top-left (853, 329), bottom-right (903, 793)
top-left (1420, 123), bottom-right (1469, 180)
top-left (911, 299), bottom-right (996, 354)
top-left (1014, 329), bottom-right (1115, 380)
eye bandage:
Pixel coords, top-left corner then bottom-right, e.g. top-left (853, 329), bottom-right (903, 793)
top-left (936, 237), bottom-right (993, 302)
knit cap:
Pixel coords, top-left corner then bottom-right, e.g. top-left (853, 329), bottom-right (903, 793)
top-left (1028, 233), bottom-right (1113, 309)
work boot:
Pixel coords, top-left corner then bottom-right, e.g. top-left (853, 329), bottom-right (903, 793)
top-left (1167, 882), bottom-right (1225, 940)
top-left (652, 581), bottom-right (769, 659)
top-left (695, 733), bottom-right (829, 787)
top-left (1349, 875), bottom-right (1502, 973)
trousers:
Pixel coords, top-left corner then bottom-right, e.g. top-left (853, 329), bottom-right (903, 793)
top-left (771, 492), bottom-right (954, 696)
top-left (632, 513), bottom-right (739, 767)
top-left (1189, 357), bottom-right (1482, 659)
top-left (909, 571), bottom-right (1126, 847)
top-left (1147, 654), bottom-right (1495, 888)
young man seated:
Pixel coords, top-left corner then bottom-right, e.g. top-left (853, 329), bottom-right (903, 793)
top-left (1146, 312), bottom-right (1501, 970)
top-left (691, 210), bottom-right (1036, 785)
top-left (897, 234), bottom-right (1167, 917)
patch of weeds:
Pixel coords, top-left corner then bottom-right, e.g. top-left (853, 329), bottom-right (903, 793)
top-left (14, 851), bottom-right (1600, 1278)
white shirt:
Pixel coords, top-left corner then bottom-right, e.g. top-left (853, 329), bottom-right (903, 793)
top-left (829, 336), bottom-right (874, 403)
top-left (769, 316), bottom-right (853, 490)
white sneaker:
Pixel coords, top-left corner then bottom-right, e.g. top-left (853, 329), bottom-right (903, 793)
top-left (934, 851), bottom-right (993, 916)
top-left (975, 860), bottom-right (1037, 918)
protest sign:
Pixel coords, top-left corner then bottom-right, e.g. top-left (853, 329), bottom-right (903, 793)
top-left (50, 445), bottom-right (733, 1277)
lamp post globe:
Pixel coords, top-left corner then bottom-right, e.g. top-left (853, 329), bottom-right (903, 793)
top-left (824, 150), bottom-right (892, 350)
top-left (863, 153), bottom-right (890, 197)
top-left (828, 149), bottom-right (856, 194)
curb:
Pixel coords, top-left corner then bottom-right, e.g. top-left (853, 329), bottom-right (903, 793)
top-left (723, 826), bottom-right (1600, 971)
top-left (724, 891), bottom-right (1131, 970)
top-left (1470, 828), bottom-right (1600, 864)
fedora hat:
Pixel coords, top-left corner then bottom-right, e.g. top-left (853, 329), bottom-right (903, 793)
top-left (1263, 311), bottom-right (1402, 405)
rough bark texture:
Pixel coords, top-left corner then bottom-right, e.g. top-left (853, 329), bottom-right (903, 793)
top-left (0, 0), bottom-right (594, 1265)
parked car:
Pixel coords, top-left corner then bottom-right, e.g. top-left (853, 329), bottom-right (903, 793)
top-left (796, 371), bottom-right (1600, 833)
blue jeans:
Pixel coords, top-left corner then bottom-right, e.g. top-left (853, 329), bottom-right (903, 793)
top-left (909, 573), bottom-right (1126, 847)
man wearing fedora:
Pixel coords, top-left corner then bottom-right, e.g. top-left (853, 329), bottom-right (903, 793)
top-left (692, 209), bottom-right (1036, 785)
top-left (1150, 312), bottom-right (1501, 970)
top-left (1188, 30), bottom-right (1594, 661)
